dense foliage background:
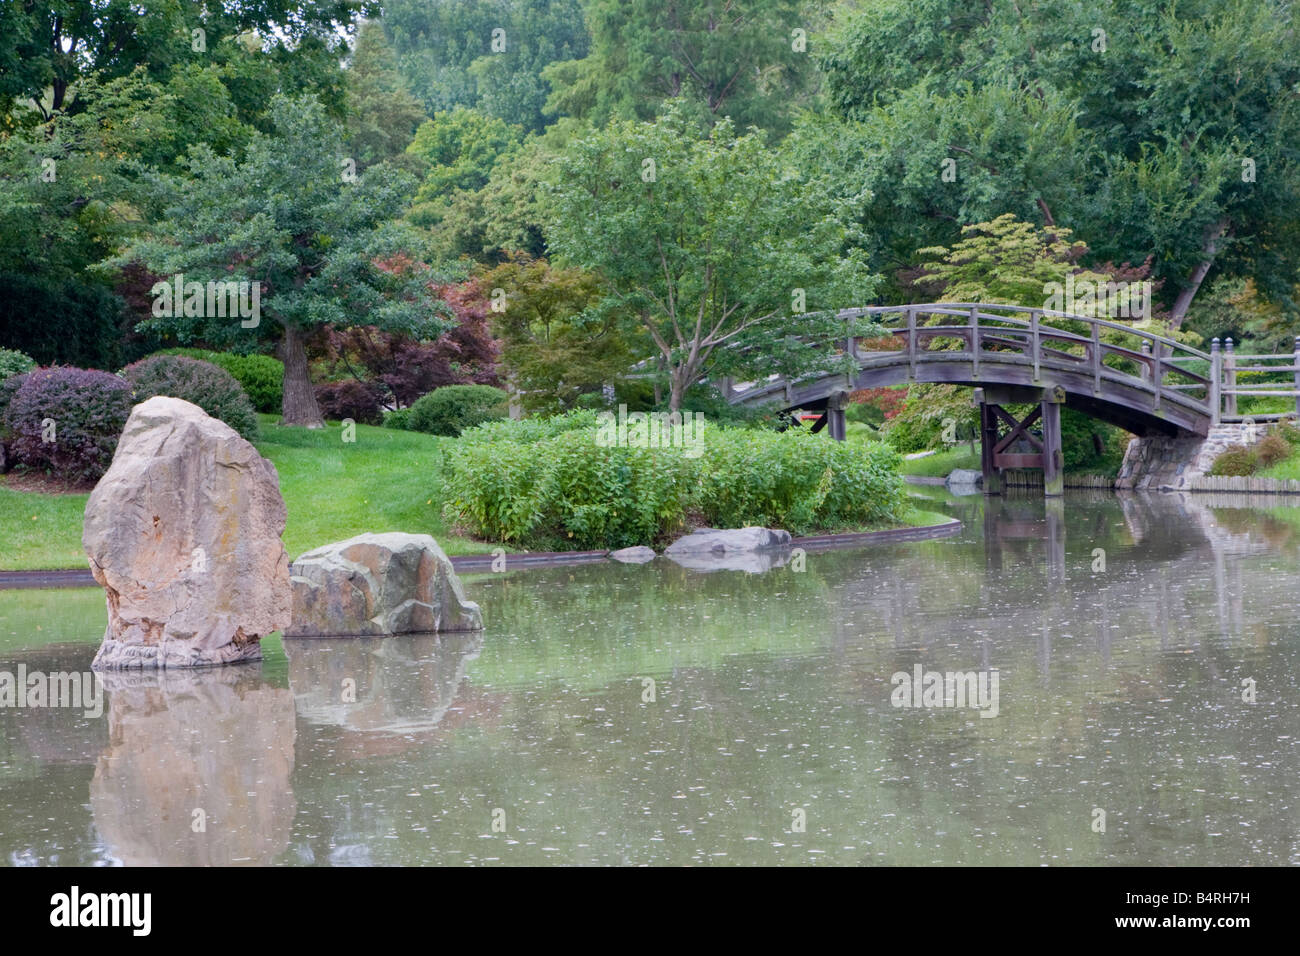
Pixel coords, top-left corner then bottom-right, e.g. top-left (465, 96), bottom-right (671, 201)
top-left (2, 0), bottom-right (1298, 484)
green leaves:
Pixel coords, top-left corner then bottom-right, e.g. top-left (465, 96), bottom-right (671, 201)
top-left (546, 104), bottom-right (881, 406)
top-left (817, 0), bottom-right (1300, 320)
top-left (441, 418), bottom-right (905, 548)
top-left (108, 94), bottom-right (453, 347)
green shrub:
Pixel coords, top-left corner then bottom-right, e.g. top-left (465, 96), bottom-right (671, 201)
top-left (1256, 432), bottom-right (1290, 467)
top-left (545, 429), bottom-right (697, 548)
top-left (0, 349), bottom-right (38, 422)
top-left (122, 355), bottom-right (259, 440)
top-left (1276, 419), bottom-right (1300, 445)
top-left (698, 427), bottom-right (902, 534)
top-left (442, 437), bottom-right (557, 543)
top-left (458, 409), bottom-right (601, 444)
top-left (0, 348), bottom-right (36, 381)
top-left (383, 408), bottom-right (412, 430)
top-left (1, 367), bottom-right (132, 481)
top-left (1209, 444), bottom-right (1258, 477)
top-left (442, 421), bottom-right (905, 549)
top-left (845, 402), bottom-right (881, 426)
top-left (156, 348), bottom-right (283, 413)
top-left (408, 384), bottom-right (509, 436)
top-left (443, 421), bottom-right (695, 548)
top-left (1061, 408), bottom-right (1129, 475)
top-left (880, 412), bottom-right (940, 453)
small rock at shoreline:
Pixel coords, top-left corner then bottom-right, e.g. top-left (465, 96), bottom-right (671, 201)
top-left (664, 527), bottom-right (792, 555)
top-left (609, 546), bottom-right (657, 564)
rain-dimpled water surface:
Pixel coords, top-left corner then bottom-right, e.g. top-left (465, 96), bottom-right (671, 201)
top-left (2, 488), bottom-right (1298, 866)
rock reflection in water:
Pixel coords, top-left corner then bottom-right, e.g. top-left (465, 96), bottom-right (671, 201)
top-left (90, 667), bottom-right (295, 866)
top-left (284, 630), bottom-right (484, 735)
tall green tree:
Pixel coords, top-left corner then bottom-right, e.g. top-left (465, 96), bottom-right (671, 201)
top-left (481, 254), bottom-right (636, 412)
top-left (104, 95), bottom-right (456, 427)
top-left (404, 106), bottom-right (524, 227)
top-left (816, 0), bottom-right (1300, 323)
top-left (383, 0), bottom-right (589, 132)
top-left (345, 19), bottom-right (427, 170)
top-left (0, 70), bottom-right (182, 366)
top-left (546, 105), bottom-right (878, 411)
top-left (0, 0), bottom-right (371, 119)
top-left (543, 0), bottom-right (815, 133)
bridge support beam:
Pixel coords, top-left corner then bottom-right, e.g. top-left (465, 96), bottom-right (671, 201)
top-left (1040, 394), bottom-right (1064, 497)
top-left (972, 385), bottom-right (1065, 498)
top-left (979, 401), bottom-right (1002, 496)
top-left (826, 389), bottom-right (848, 441)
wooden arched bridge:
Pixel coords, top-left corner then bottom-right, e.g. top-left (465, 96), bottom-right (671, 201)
top-left (723, 303), bottom-right (1300, 496)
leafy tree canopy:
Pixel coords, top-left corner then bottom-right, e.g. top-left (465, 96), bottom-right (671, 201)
top-left (546, 104), bottom-right (879, 410)
top-left (816, 0), bottom-right (1300, 325)
top-left (102, 95), bottom-right (457, 426)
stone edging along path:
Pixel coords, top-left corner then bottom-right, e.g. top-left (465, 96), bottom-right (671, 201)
top-left (0, 515), bottom-right (964, 589)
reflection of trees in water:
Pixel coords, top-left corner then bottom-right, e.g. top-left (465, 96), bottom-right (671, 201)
top-left (467, 558), bottom-right (840, 689)
top-left (90, 667), bottom-right (296, 866)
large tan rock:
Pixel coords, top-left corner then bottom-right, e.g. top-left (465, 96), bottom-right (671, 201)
top-left (83, 396), bottom-right (291, 669)
top-left (286, 532), bottom-right (482, 637)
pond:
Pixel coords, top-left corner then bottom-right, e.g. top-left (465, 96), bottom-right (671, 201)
top-left (1, 488), bottom-right (1298, 866)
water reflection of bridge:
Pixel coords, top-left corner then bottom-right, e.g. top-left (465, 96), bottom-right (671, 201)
top-left (852, 491), bottom-right (1288, 672)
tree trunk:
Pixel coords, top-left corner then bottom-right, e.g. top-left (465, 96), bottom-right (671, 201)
top-left (668, 368), bottom-right (688, 413)
top-left (1169, 217), bottom-right (1230, 328)
top-left (277, 324), bottom-right (325, 428)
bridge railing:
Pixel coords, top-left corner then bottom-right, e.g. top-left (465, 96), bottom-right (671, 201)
top-left (727, 303), bottom-right (1300, 427)
top-left (1215, 336), bottom-right (1300, 422)
top-left (838, 303), bottom-right (1215, 418)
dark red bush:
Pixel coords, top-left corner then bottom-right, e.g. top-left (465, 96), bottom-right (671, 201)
top-left (1, 367), bottom-right (132, 482)
top-left (314, 379), bottom-right (387, 425)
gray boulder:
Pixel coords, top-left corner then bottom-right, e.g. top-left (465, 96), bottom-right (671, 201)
top-left (664, 527), bottom-right (792, 555)
top-left (663, 527), bottom-right (792, 572)
top-left (945, 468), bottom-right (984, 491)
top-left (609, 546), bottom-right (657, 564)
top-left (83, 397), bottom-right (291, 670)
top-left (287, 532), bottom-right (482, 637)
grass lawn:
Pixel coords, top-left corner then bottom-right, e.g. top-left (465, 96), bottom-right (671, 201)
top-left (253, 416), bottom-right (494, 560)
top-left (1, 415), bottom-right (493, 571)
top-left (1256, 450), bottom-right (1300, 481)
top-left (0, 485), bottom-right (93, 570)
top-left (899, 445), bottom-right (982, 477)
top-left (1, 414), bottom-right (956, 571)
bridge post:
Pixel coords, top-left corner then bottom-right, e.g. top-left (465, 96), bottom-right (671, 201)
top-left (1041, 388), bottom-right (1064, 498)
top-left (1210, 338), bottom-right (1222, 424)
top-left (1225, 337), bottom-right (1237, 417)
top-left (825, 389), bottom-right (848, 441)
top-left (978, 398), bottom-right (1002, 496)
top-left (1293, 337), bottom-right (1300, 417)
